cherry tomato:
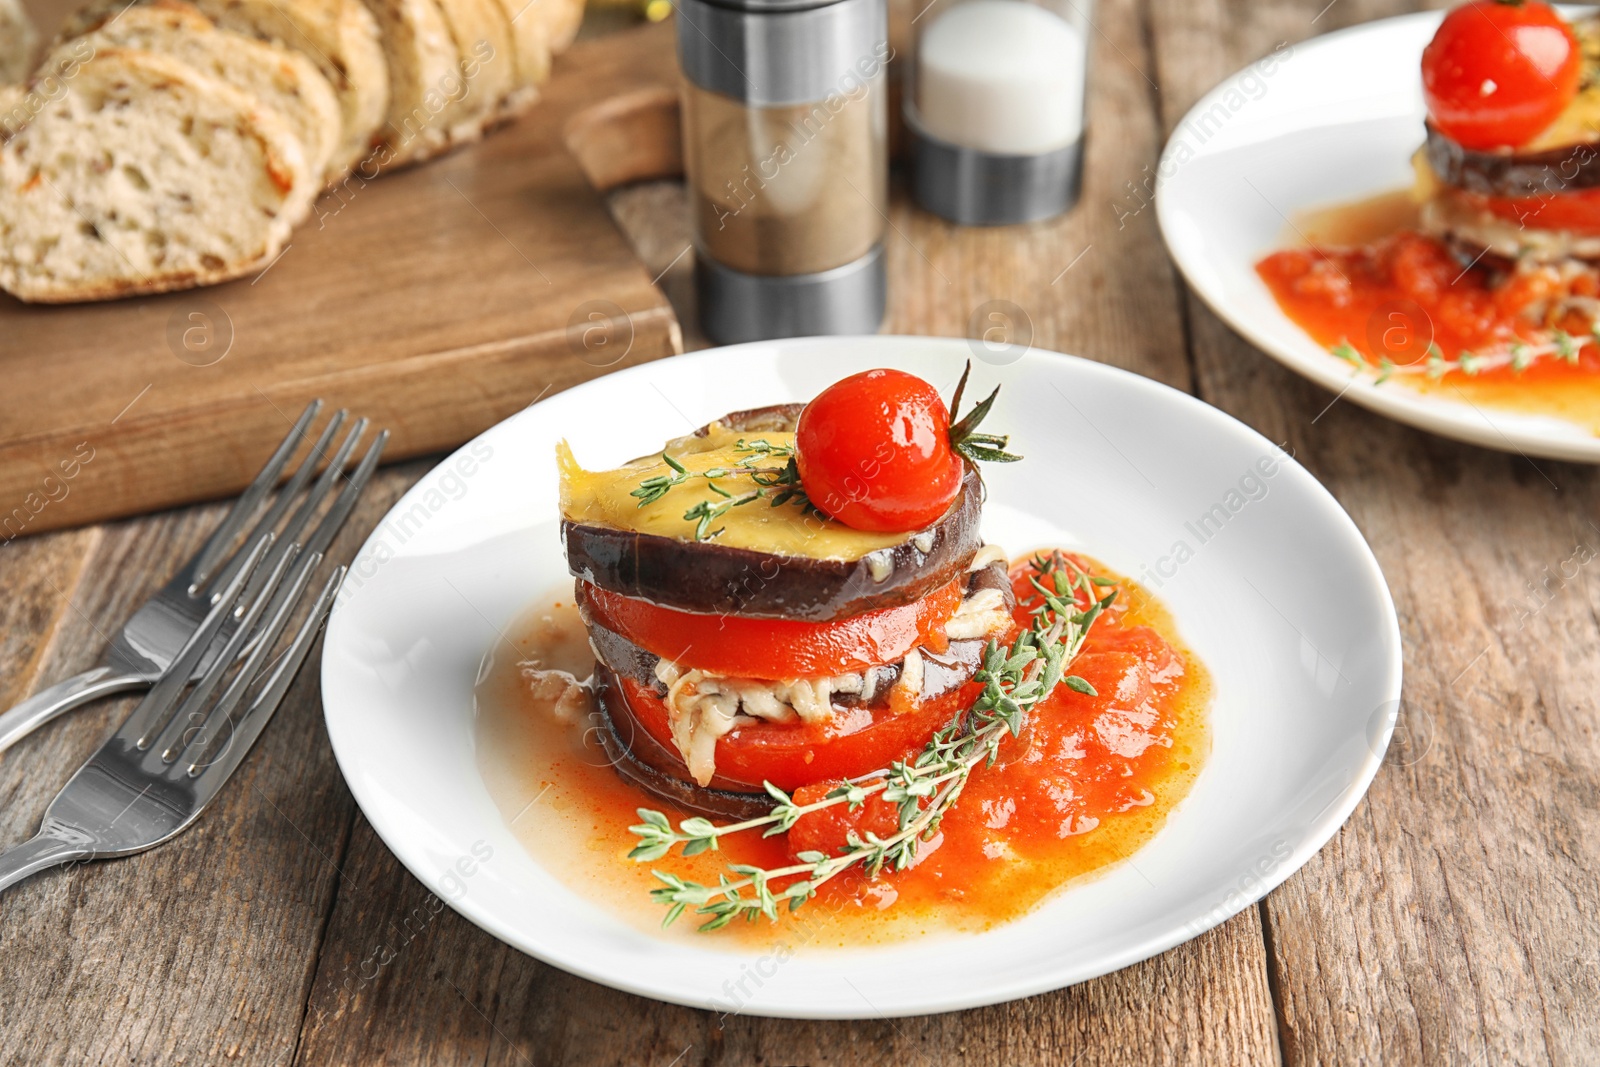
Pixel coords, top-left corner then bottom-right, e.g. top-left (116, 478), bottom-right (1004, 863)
top-left (581, 578), bottom-right (961, 680)
top-left (796, 368), bottom-right (964, 533)
top-left (1422, 0), bottom-right (1580, 150)
top-left (615, 677), bottom-right (975, 790)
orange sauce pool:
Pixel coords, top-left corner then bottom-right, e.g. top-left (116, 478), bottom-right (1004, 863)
top-left (474, 554), bottom-right (1210, 946)
top-left (1255, 192), bottom-right (1600, 433)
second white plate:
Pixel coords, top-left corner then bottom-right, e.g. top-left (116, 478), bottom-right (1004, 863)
top-left (1156, 10), bottom-right (1600, 462)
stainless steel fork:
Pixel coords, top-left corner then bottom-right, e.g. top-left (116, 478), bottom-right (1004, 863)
top-left (0, 401), bottom-right (387, 755)
top-left (0, 535), bottom-right (345, 895)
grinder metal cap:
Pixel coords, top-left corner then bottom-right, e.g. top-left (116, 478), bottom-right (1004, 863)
top-left (676, 0), bottom-right (888, 107)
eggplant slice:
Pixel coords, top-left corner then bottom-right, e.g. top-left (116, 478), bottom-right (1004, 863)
top-left (562, 406), bottom-right (987, 621)
top-left (1424, 123), bottom-right (1600, 199)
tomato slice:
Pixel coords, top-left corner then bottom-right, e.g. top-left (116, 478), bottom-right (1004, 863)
top-left (615, 676), bottom-right (973, 790)
top-left (1463, 186), bottom-right (1600, 236)
top-left (582, 578), bottom-right (962, 680)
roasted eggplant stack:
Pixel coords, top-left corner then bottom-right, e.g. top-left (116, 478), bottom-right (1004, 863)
top-left (557, 370), bottom-right (1021, 819)
top-left (1416, 11), bottom-right (1600, 262)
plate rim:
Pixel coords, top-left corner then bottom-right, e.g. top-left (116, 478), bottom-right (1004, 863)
top-left (1154, 8), bottom-right (1600, 464)
top-left (320, 336), bottom-right (1404, 1017)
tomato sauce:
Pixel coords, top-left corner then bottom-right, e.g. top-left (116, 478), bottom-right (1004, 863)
top-left (1256, 209), bottom-right (1600, 431)
top-left (475, 555), bottom-right (1210, 946)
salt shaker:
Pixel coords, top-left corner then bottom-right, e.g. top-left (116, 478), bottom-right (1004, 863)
top-left (677, 0), bottom-right (889, 343)
top-left (906, 0), bottom-right (1090, 225)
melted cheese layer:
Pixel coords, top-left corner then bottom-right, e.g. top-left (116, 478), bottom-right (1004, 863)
top-left (558, 425), bottom-right (910, 561)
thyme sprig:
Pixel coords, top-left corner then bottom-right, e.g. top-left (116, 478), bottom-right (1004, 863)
top-left (629, 551), bottom-right (1114, 931)
top-left (1331, 321), bottom-right (1598, 384)
top-left (630, 439), bottom-right (814, 541)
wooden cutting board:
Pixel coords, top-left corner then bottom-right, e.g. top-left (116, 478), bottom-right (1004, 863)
top-left (0, 18), bottom-right (686, 539)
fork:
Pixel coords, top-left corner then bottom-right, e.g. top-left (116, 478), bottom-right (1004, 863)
top-left (0, 401), bottom-right (386, 755)
top-left (0, 535), bottom-right (345, 895)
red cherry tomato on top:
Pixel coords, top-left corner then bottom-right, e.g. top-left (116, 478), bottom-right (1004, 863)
top-left (796, 369), bottom-right (963, 532)
top-left (1422, 0), bottom-right (1581, 150)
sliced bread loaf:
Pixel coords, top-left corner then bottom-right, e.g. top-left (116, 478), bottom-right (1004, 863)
top-left (62, 0), bottom-right (388, 181)
top-left (358, 0), bottom-right (463, 164)
top-left (486, 0), bottom-right (551, 111)
top-left (0, 0), bottom-right (37, 83)
top-left (75, 1), bottom-right (341, 184)
top-left (432, 0), bottom-right (515, 140)
top-left (0, 47), bottom-right (314, 301)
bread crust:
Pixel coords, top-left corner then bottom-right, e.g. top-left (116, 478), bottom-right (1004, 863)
top-left (73, 1), bottom-right (342, 184)
top-left (0, 47), bottom-right (313, 302)
top-left (358, 0), bottom-right (462, 165)
top-left (432, 0), bottom-right (516, 140)
top-left (60, 0), bottom-right (390, 182)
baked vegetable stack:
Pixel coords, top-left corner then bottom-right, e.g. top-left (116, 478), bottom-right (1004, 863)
top-left (558, 367), bottom-right (1024, 818)
top-left (1414, 1), bottom-right (1600, 262)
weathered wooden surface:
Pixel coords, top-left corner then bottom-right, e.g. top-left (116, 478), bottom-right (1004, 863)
top-left (1, 0), bottom-right (1596, 1063)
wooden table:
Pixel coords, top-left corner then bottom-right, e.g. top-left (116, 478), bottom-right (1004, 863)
top-left (3, 0), bottom-right (1597, 1062)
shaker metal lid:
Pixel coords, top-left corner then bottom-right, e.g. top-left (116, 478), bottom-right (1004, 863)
top-left (677, 0), bottom-right (887, 107)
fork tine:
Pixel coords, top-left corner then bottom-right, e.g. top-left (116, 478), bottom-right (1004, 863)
top-left (120, 533), bottom-right (274, 747)
top-left (146, 545), bottom-right (304, 761)
top-left (241, 417), bottom-right (368, 610)
top-left (203, 410), bottom-right (346, 601)
top-left (301, 429), bottom-right (389, 561)
top-left (188, 400), bottom-right (321, 592)
top-left (230, 430), bottom-right (386, 661)
top-left (184, 564), bottom-right (341, 782)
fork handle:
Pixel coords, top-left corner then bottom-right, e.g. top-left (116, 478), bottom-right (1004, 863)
top-left (0, 833), bottom-right (92, 895)
top-left (0, 667), bottom-right (151, 756)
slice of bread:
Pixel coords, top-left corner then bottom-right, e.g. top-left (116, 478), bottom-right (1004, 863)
top-left (357, 0), bottom-right (462, 164)
top-left (547, 0), bottom-right (583, 53)
top-left (0, 47), bottom-right (314, 301)
top-left (486, 0), bottom-right (551, 111)
top-left (432, 0), bottom-right (515, 140)
top-left (0, 0), bottom-right (38, 83)
top-left (62, 0), bottom-right (388, 181)
top-left (75, 1), bottom-right (341, 184)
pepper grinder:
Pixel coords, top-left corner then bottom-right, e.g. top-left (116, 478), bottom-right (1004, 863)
top-left (906, 0), bottom-right (1091, 226)
top-left (677, 0), bottom-right (889, 343)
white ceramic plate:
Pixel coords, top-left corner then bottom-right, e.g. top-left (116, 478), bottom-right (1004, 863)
top-left (1156, 10), bottom-right (1600, 463)
top-left (320, 337), bottom-right (1402, 1018)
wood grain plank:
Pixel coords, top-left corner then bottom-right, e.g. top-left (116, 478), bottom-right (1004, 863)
top-left (0, 525), bottom-right (99, 708)
top-left (292, 813), bottom-right (1279, 1067)
top-left (882, 0), bottom-right (1191, 393)
top-left (0, 463), bottom-right (426, 1065)
top-left (1144, 0), bottom-right (1600, 1062)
